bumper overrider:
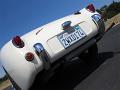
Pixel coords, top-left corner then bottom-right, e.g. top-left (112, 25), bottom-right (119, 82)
top-left (33, 43), bottom-right (51, 70)
top-left (92, 14), bottom-right (105, 41)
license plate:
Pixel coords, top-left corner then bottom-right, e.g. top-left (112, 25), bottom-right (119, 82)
top-left (58, 25), bottom-right (86, 48)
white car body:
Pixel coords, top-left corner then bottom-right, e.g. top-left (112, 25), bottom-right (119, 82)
top-left (0, 6), bottom-right (105, 90)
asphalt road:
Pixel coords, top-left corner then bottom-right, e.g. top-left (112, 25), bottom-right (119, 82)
top-left (5, 24), bottom-right (120, 90)
top-left (75, 23), bottom-right (120, 90)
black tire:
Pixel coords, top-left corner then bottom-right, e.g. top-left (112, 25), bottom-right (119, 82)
top-left (88, 43), bottom-right (98, 61)
top-left (79, 43), bottom-right (98, 63)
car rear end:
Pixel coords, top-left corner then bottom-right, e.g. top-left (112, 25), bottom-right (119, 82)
top-left (0, 4), bottom-right (105, 90)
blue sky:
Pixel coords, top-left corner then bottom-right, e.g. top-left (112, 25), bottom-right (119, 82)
top-left (0, 0), bottom-right (119, 78)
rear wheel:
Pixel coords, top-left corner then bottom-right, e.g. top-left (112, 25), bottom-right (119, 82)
top-left (88, 43), bottom-right (98, 60)
top-left (79, 43), bottom-right (98, 62)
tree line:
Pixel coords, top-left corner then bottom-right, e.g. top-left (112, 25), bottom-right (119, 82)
top-left (96, 1), bottom-right (120, 21)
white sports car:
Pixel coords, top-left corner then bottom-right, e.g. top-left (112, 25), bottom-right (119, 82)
top-left (0, 4), bottom-right (105, 90)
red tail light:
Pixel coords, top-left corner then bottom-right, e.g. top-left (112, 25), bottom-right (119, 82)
top-left (25, 52), bottom-right (34, 61)
top-left (12, 36), bottom-right (24, 48)
top-left (86, 4), bottom-right (95, 13)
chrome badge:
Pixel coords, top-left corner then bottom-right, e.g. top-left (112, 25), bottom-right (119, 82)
top-left (62, 21), bottom-right (72, 30)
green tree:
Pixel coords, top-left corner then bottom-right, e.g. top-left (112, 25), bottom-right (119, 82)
top-left (96, 5), bottom-right (108, 21)
top-left (107, 1), bottom-right (120, 18)
top-left (96, 1), bottom-right (120, 20)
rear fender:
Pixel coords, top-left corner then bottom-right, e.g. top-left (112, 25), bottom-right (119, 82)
top-left (0, 41), bottom-right (38, 90)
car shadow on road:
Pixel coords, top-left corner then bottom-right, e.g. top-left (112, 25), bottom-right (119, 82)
top-left (30, 52), bottom-right (114, 90)
top-left (3, 85), bottom-right (13, 90)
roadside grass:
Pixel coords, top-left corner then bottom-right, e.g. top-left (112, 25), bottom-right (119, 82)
top-left (105, 13), bottom-right (120, 28)
top-left (0, 79), bottom-right (11, 90)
